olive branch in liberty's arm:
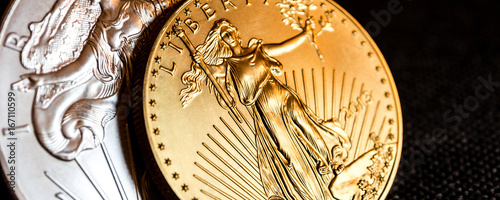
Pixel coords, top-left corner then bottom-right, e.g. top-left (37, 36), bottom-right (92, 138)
top-left (276, 0), bottom-right (334, 61)
top-left (276, 0), bottom-right (316, 31)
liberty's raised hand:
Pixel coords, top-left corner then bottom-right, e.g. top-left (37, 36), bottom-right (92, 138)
top-left (192, 51), bottom-right (203, 64)
top-left (304, 18), bottom-right (316, 42)
top-left (12, 73), bottom-right (44, 92)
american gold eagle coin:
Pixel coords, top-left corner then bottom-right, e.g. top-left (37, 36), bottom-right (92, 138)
top-left (143, 0), bottom-right (402, 199)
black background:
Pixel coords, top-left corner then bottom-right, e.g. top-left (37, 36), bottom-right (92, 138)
top-left (1, 0), bottom-right (499, 199)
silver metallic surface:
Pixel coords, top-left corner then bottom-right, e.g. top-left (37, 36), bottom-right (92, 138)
top-left (0, 0), bottom-right (173, 199)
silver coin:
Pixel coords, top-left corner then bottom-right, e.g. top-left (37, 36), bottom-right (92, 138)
top-left (0, 0), bottom-right (178, 199)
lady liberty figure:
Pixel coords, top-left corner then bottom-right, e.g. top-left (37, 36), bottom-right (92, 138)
top-left (11, 0), bottom-right (169, 160)
top-left (179, 18), bottom-right (351, 200)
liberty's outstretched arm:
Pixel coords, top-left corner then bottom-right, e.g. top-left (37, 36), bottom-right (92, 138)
top-left (10, 0), bottom-right (161, 160)
top-left (263, 20), bottom-right (315, 56)
top-left (13, 45), bottom-right (97, 91)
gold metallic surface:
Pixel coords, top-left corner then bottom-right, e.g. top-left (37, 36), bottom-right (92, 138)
top-left (143, 0), bottom-right (402, 199)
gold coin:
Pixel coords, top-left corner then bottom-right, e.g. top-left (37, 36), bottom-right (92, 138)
top-left (143, 0), bottom-right (402, 199)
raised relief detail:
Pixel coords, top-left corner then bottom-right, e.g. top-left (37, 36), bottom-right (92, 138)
top-left (173, 16), bottom-right (361, 198)
top-left (10, 0), bottom-right (166, 160)
top-left (165, 0), bottom-right (395, 199)
top-left (200, 3), bottom-right (217, 20)
top-left (277, 0), bottom-right (328, 61)
top-left (221, 0), bottom-right (237, 11)
top-left (142, 0), bottom-right (399, 199)
top-left (184, 18), bottom-right (200, 33)
top-left (4, 33), bottom-right (28, 52)
top-left (8, 0), bottom-right (170, 198)
top-left (160, 62), bottom-right (177, 76)
top-left (168, 41), bottom-right (184, 53)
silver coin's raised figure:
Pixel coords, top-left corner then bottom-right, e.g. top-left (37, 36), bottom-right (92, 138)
top-left (11, 0), bottom-right (167, 160)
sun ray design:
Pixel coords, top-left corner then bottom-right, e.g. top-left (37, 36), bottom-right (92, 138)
top-left (192, 61), bottom-right (396, 199)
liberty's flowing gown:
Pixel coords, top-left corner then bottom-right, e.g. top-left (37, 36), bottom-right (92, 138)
top-left (224, 39), bottom-right (351, 200)
top-left (14, 0), bottom-right (162, 160)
